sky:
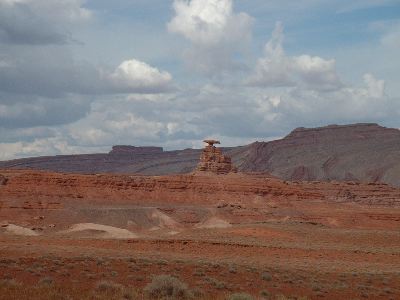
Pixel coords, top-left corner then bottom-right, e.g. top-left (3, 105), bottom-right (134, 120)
top-left (0, 0), bottom-right (400, 160)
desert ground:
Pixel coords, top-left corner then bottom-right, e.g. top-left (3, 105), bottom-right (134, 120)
top-left (1, 169), bottom-right (399, 299)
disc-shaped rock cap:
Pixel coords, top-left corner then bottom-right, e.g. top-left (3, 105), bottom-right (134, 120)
top-left (203, 140), bottom-right (220, 146)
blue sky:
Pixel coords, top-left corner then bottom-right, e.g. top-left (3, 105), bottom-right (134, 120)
top-left (0, 0), bottom-right (400, 159)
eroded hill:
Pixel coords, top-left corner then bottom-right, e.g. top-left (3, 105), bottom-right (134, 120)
top-left (1, 123), bottom-right (400, 186)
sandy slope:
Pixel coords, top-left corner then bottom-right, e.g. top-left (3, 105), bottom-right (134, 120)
top-left (2, 224), bottom-right (39, 236)
top-left (196, 216), bottom-right (232, 229)
top-left (62, 223), bottom-right (137, 239)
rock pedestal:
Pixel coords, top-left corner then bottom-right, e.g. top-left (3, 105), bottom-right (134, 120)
top-left (196, 140), bottom-right (238, 174)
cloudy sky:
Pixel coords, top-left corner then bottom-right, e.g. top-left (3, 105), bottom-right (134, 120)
top-left (1, 0), bottom-right (400, 160)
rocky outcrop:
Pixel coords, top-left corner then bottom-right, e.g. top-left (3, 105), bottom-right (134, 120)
top-left (1, 123), bottom-right (400, 186)
top-left (1, 169), bottom-right (400, 207)
top-left (235, 123), bottom-right (400, 186)
top-left (196, 140), bottom-right (238, 174)
top-left (1, 169), bottom-right (400, 230)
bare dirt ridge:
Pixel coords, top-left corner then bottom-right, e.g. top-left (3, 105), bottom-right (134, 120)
top-left (1, 169), bottom-right (400, 299)
top-left (1, 168), bottom-right (400, 231)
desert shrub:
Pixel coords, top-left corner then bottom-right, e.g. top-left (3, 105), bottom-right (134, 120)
top-left (204, 276), bottom-right (226, 290)
top-left (94, 280), bottom-right (137, 300)
top-left (312, 284), bottom-right (322, 292)
top-left (111, 271), bottom-right (119, 277)
top-left (136, 276), bottom-right (144, 282)
top-left (274, 295), bottom-right (289, 300)
top-left (157, 260), bottom-right (168, 266)
top-left (193, 269), bottom-right (205, 277)
top-left (383, 287), bottom-right (393, 294)
top-left (95, 280), bottom-right (124, 293)
top-left (260, 289), bottom-right (270, 298)
top-left (228, 293), bottom-right (254, 300)
top-left (261, 272), bottom-right (272, 281)
top-left (229, 265), bottom-right (237, 274)
top-left (192, 287), bottom-right (205, 298)
top-left (144, 274), bottom-right (193, 299)
top-left (0, 279), bottom-right (20, 287)
top-left (38, 276), bottom-right (54, 286)
top-left (215, 281), bottom-right (226, 290)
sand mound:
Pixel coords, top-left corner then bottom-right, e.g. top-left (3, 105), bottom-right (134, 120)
top-left (2, 224), bottom-right (39, 236)
top-left (63, 223), bottom-right (137, 239)
top-left (196, 217), bottom-right (232, 229)
top-left (149, 209), bottom-right (180, 230)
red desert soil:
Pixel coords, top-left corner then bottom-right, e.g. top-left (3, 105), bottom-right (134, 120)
top-left (1, 169), bottom-right (400, 299)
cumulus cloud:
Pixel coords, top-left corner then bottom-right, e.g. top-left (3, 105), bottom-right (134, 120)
top-left (251, 72), bottom-right (394, 131)
top-left (248, 22), bottom-right (342, 91)
top-left (1, 1), bottom-right (399, 161)
top-left (0, 0), bottom-right (174, 149)
top-left (0, 93), bottom-right (90, 128)
top-left (167, 0), bottom-right (253, 74)
top-left (0, 135), bottom-right (108, 161)
top-left (243, 22), bottom-right (398, 132)
top-left (0, 48), bottom-right (173, 97)
top-left (0, 0), bottom-right (91, 45)
top-left (104, 59), bottom-right (173, 94)
top-left (0, 71), bottom-right (397, 160)
top-left (168, 0), bottom-right (249, 45)
top-left (0, 47), bottom-right (98, 97)
top-left (0, 126), bottom-right (56, 143)
top-left (363, 73), bottom-right (385, 98)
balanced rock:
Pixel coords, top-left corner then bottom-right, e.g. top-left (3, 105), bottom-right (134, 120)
top-left (196, 140), bottom-right (238, 174)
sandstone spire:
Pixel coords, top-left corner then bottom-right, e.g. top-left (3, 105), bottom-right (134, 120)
top-left (196, 140), bottom-right (238, 174)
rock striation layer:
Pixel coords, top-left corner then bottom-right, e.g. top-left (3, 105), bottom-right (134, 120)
top-left (236, 123), bottom-right (400, 186)
top-left (1, 169), bottom-right (400, 230)
top-left (2, 123), bottom-right (400, 186)
top-left (196, 140), bottom-right (238, 174)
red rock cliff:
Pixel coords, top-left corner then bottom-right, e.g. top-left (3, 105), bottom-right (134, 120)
top-left (196, 140), bottom-right (238, 174)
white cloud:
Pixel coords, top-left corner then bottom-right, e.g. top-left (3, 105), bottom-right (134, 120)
top-left (67, 98), bottom-right (169, 147)
top-left (168, 0), bottom-right (249, 46)
top-left (252, 72), bottom-right (393, 129)
top-left (0, 137), bottom-right (67, 160)
top-left (363, 73), bottom-right (385, 98)
top-left (0, 0), bottom-right (91, 22)
top-left (105, 59), bottom-right (173, 93)
top-left (0, 0), bottom-right (91, 44)
top-left (248, 22), bottom-right (342, 91)
top-left (167, 0), bottom-right (253, 74)
top-left (0, 136), bottom-right (108, 160)
top-left (247, 22), bottom-right (292, 87)
top-left (1, 1), bottom-right (400, 161)
top-left (0, 51), bottom-right (174, 97)
top-left (0, 93), bottom-right (90, 128)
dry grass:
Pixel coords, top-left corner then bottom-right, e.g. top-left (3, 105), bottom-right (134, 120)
top-left (144, 274), bottom-right (193, 299)
top-left (0, 279), bottom-right (139, 300)
top-left (228, 293), bottom-right (254, 300)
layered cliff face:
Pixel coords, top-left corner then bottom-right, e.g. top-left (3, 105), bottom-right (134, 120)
top-left (1, 169), bottom-right (400, 231)
top-left (2, 169), bottom-right (399, 207)
top-left (237, 123), bottom-right (400, 186)
top-left (1, 123), bottom-right (400, 186)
